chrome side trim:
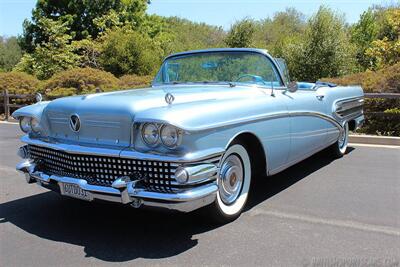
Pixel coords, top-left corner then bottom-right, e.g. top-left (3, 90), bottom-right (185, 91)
top-left (334, 97), bottom-right (364, 120)
top-left (290, 111), bottom-right (344, 132)
top-left (335, 97), bottom-right (364, 112)
top-left (163, 110), bottom-right (344, 133)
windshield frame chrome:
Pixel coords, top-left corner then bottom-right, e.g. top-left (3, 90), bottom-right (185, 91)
top-left (152, 48), bottom-right (287, 88)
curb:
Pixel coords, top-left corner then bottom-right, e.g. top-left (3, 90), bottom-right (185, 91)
top-left (349, 135), bottom-right (400, 146)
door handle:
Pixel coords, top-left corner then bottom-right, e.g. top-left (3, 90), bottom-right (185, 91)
top-left (316, 95), bottom-right (325, 100)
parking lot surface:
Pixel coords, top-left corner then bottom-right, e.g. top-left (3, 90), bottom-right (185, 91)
top-left (0, 123), bottom-right (399, 266)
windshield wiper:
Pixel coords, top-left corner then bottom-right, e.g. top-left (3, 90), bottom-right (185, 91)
top-left (201, 81), bottom-right (236, 87)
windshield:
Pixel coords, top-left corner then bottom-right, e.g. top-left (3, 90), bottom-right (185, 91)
top-left (153, 51), bottom-right (283, 87)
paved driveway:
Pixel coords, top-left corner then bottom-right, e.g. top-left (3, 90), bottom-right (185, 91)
top-left (0, 123), bottom-right (399, 266)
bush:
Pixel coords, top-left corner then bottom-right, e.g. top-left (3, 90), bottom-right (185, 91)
top-left (322, 63), bottom-right (400, 93)
top-left (322, 63), bottom-right (400, 136)
top-left (0, 72), bottom-right (40, 94)
top-left (43, 67), bottom-right (119, 96)
top-left (118, 74), bottom-right (153, 89)
top-left (99, 27), bottom-right (162, 76)
top-left (355, 98), bottom-right (400, 136)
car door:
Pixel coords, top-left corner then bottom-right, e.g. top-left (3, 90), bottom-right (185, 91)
top-left (283, 87), bottom-right (330, 163)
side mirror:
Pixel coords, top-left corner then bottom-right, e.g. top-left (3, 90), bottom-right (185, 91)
top-left (287, 81), bottom-right (298, 93)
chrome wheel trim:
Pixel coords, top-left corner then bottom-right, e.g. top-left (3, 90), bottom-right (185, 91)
top-left (219, 154), bottom-right (244, 205)
top-left (216, 144), bottom-right (251, 216)
top-left (338, 122), bottom-right (349, 153)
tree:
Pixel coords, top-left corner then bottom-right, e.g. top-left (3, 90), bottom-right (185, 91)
top-left (164, 17), bottom-right (225, 53)
top-left (253, 8), bottom-right (306, 55)
top-left (15, 18), bottom-right (79, 79)
top-left (0, 36), bottom-right (23, 72)
top-left (99, 26), bottom-right (162, 76)
top-left (282, 6), bottom-right (356, 81)
top-left (20, 0), bottom-right (149, 52)
top-left (350, 9), bottom-right (379, 69)
top-left (364, 8), bottom-right (400, 70)
top-left (225, 18), bottom-right (255, 48)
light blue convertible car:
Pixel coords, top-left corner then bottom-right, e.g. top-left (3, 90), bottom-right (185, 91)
top-left (13, 48), bottom-right (364, 222)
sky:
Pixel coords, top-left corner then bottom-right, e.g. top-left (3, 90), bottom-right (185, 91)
top-left (0, 0), bottom-right (396, 37)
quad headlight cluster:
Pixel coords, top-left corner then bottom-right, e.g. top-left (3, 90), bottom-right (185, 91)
top-left (19, 116), bottom-right (42, 134)
top-left (141, 123), bottom-right (182, 149)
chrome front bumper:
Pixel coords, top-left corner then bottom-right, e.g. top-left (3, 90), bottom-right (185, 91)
top-left (16, 140), bottom-right (222, 212)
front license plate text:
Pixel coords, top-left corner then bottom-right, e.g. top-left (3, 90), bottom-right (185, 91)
top-left (60, 183), bottom-right (93, 201)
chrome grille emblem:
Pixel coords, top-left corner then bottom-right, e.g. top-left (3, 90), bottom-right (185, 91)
top-left (69, 114), bottom-right (81, 132)
top-left (165, 93), bottom-right (175, 105)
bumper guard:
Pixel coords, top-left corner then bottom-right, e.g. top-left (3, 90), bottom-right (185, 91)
top-left (16, 159), bottom-right (218, 212)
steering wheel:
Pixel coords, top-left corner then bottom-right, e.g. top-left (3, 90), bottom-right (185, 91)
top-left (236, 74), bottom-right (264, 83)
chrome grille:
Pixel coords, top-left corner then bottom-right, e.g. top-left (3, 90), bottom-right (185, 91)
top-left (28, 145), bottom-right (176, 191)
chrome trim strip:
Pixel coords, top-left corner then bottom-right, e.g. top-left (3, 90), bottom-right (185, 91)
top-left (119, 147), bottom-right (224, 163)
top-left (154, 111), bottom-right (343, 133)
top-left (336, 98), bottom-right (364, 112)
top-left (160, 48), bottom-right (288, 87)
top-left (290, 111), bottom-right (344, 132)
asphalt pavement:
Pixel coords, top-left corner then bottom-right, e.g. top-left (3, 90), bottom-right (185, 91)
top-left (0, 122), bottom-right (399, 267)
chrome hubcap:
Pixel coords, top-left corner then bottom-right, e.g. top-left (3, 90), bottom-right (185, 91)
top-left (219, 154), bottom-right (244, 205)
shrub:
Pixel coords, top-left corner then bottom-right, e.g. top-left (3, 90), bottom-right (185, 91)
top-left (43, 67), bottom-right (119, 96)
top-left (0, 72), bottom-right (41, 112)
top-left (322, 63), bottom-right (400, 136)
top-left (118, 74), bottom-right (153, 89)
top-left (0, 72), bottom-right (40, 94)
top-left (321, 63), bottom-right (400, 93)
top-left (99, 27), bottom-right (162, 76)
top-left (355, 98), bottom-right (400, 136)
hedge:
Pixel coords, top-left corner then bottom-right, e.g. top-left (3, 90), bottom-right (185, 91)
top-left (118, 74), bottom-right (153, 89)
top-left (43, 68), bottom-right (120, 96)
top-left (322, 63), bottom-right (400, 93)
top-left (0, 72), bottom-right (40, 94)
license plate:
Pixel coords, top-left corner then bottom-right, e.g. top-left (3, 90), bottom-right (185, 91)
top-left (60, 183), bottom-right (93, 201)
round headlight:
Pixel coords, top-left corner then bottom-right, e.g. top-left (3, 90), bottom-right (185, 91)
top-left (30, 118), bottom-right (41, 133)
top-left (19, 117), bottom-right (31, 133)
top-left (160, 124), bottom-right (180, 148)
top-left (141, 123), bottom-right (159, 146)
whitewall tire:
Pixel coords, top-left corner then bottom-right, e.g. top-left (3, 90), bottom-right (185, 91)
top-left (208, 144), bottom-right (252, 223)
top-left (329, 122), bottom-right (349, 158)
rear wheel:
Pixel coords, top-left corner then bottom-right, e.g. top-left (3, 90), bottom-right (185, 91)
top-left (329, 122), bottom-right (349, 158)
top-left (207, 144), bottom-right (252, 224)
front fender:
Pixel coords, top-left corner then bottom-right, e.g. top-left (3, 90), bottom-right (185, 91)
top-left (12, 101), bottom-right (51, 122)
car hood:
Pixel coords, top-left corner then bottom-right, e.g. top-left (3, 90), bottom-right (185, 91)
top-left (42, 85), bottom-right (267, 147)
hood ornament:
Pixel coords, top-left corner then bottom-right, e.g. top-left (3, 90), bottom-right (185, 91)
top-left (165, 92), bottom-right (175, 105)
top-left (69, 114), bottom-right (81, 132)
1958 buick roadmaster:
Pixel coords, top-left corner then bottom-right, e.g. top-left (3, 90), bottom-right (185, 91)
top-left (13, 48), bottom-right (364, 222)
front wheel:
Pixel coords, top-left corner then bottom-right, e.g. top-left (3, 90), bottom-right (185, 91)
top-left (207, 144), bottom-right (252, 224)
top-left (328, 122), bottom-right (349, 158)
